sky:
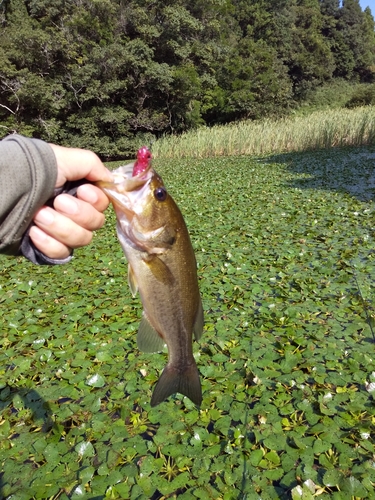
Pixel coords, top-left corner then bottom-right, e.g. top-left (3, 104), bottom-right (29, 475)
top-left (358, 0), bottom-right (375, 13)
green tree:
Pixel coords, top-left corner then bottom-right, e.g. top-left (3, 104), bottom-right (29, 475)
top-left (1, 0), bottom-right (374, 152)
top-left (324, 0), bottom-right (375, 81)
top-left (288, 0), bottom-right (335, 97)
top-left (363, 7), bottom-right (375, 81)
top-left (0, 0), bottom-right (67, 136)
top-left (207, 38), bottom-right (292, 122)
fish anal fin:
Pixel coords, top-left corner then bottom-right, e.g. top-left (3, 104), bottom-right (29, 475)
top-left (193, 298), bottom-right (204, 342)
top-left (128, 264), bottom-right (138, 297)
top-left (150, 362), bottom-right (202, 407)
top-left (137, 314), bottom-right (166, 353)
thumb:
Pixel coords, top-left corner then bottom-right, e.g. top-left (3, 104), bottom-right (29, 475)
top-left (49, 144), bottom-right (113, 187)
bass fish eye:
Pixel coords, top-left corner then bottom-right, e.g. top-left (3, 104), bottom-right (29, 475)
top-left (154, 187), bottom-right (167, 201)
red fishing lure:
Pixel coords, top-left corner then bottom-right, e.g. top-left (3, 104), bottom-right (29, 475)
top-left (132, 146), bottom-right (152, 176)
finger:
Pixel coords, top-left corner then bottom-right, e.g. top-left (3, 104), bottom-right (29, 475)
top-left (33, 206), bottom-right (93, 248)
top-left (49, 144), bottom-right (113, 187)
top-left (53, 194), bottom-right (105, 231)
top-left (76, 184), bottom-right (110, 212)
top-left (29, 225), bottom-right (71, 260)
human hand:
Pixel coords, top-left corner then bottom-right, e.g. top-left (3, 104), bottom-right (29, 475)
top-left (29, 144), bottom-right (113, 260)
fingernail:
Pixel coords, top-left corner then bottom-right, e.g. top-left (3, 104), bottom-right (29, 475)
top-left (77, 184), bottom-right (99, 203)
top-left (55, 194), bottom-right (79, 215)
top-left (29, 226), bottom-right (47, 242)
top-left (34, 208), bottom-right (54, 225)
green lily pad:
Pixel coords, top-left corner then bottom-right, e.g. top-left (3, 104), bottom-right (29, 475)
top-left (323, 469), bottom-right (344, 487)
top-left (75, 441), bottom-right (95, 457)
top-left (86, 373), bottom-right (105, 387)
top-left (1, 148), bottom-right (375, 499)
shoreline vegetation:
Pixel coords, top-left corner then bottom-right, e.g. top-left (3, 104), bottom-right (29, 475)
top-left (1, 1), bottom-right (375, 157)
top-left (152, 106), bottom-right (375, 159)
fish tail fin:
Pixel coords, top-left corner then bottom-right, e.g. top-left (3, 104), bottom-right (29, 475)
top-left (150, 362), bottom-right (202, 407)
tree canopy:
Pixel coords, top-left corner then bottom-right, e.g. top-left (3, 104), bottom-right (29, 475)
top-left (0, 0), bottom-right (374, 157)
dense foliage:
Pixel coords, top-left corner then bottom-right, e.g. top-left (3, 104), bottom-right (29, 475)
top-left (1, 147), bottom-right (375, 498)
top-left (0, 0), bottom-right (375, 156)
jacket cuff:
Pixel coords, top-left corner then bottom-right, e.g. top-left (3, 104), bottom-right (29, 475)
top-left (21, 227), bottom-right (73, 265)
top-left (0, 134), bottom-right (57, 254)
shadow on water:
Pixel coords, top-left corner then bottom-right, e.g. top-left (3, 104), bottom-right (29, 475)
top-left (264, 145), bottom-right (375, 341)
top-left (263, 146), bottom-right (375, 202)
top-left (238, 145), bottom-right (375, 499)
top-left (0, 387), bottom-right (55, 499)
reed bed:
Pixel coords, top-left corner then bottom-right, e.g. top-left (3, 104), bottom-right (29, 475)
top-left (153, 106), bottom-right (375, 158)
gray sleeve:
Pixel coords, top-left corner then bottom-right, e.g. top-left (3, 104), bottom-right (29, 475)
top-left (0, 134), bottom-right (57, 255)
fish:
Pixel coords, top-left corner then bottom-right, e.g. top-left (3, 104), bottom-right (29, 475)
top-left (97, 148), bottom-right (204, 406)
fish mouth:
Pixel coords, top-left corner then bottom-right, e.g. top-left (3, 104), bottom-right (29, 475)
top-left (96, 161), bottom-right (153, 214)
top-left (96, 162), bottom-right (153, 193)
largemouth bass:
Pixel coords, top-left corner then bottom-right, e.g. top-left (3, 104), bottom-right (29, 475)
top-left (97, 148), bottom-right (204, 406)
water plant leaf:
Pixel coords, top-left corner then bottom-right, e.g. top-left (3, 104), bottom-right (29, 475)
top-left (75, 441), bottom-right (95, 458)
top-left (1, 147), bottom-right (374, 499)
top-left (323, 469), bottom-right (344, 487)
top-left (85, 374), bottom-right (105, 387)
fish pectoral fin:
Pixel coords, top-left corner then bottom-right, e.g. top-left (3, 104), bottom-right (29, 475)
top-left (137, 313), bottom-right (166, 353)
top-left (128, 264), bottom-right (138, 297)
top-left (142, 255), bottom-right (175, 285)
top-left (193, 298), bottom-right (204, 341)
top-left (151, 362), bottom-right (202, 407)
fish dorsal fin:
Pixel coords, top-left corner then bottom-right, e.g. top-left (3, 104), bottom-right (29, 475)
top-left (193, 298), bottom-right (204, 341)
top-left (128, 264), bottom-right (138, 297)
top-left (137, 313), bottom-right (166, 353)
